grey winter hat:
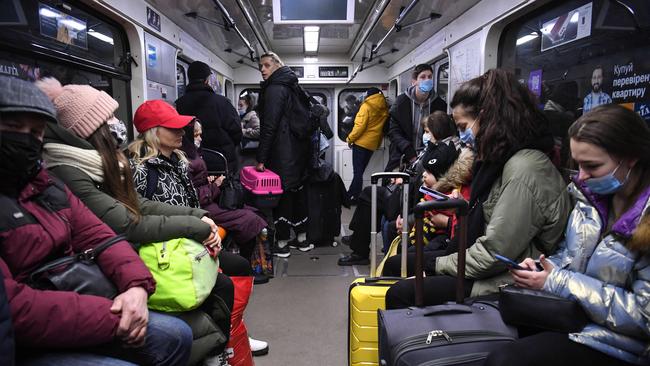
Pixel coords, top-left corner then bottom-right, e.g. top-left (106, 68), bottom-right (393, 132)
top-left (0, 75), bottom-right (57, 123)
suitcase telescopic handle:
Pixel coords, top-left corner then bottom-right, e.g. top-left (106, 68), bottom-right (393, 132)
top-left (413, 199), bottom-right (469, 306)
top-left (370, 172), bottom-right (410, 184)
top-left (369, 172), bottom-right (410, 278)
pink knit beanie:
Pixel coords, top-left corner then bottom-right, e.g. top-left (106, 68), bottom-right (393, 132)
top-left (36, 77), bottom-right (119, 139)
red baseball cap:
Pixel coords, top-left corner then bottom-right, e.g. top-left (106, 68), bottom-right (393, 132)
top-left (133, 100), bottom-right (195, 133)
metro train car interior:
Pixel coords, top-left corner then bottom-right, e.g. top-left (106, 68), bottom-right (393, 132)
top-left (0, 0), bottom-right (649, 365)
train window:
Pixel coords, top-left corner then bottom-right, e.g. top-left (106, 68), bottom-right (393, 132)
top-left (337, 89), bottom-right (366, 142)
top-left (436, 63), bottom-right (449, 102)
top-left (239, 89), bottom-right (261, 108)
top-left (225, 79), bottom-right (233, 100)
top-left (0, 0), bottom-right (129, 75)
top-left (0, 50), bottom-right (133, 139)
top-left (500, 0), bottom-right (650, 124)
top-left (176, 64), bottom-right (187, 98)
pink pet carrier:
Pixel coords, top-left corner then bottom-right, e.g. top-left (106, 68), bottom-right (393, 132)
top-left (240, 166), bottom-right (283, 208)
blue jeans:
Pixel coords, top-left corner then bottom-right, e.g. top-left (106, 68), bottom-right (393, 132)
top-left (348, 144), bottom-right (374, 200)
top-left (20, 311), bottom-right (192, 366)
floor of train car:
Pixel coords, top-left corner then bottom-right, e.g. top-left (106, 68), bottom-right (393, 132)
top-left (245, 206), bottom-right (369, 366)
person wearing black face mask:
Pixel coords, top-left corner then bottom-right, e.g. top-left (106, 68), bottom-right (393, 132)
top-left (0, 75), bottom-right (193, 365)
top-left (0, 125), bottom-right (44, 196)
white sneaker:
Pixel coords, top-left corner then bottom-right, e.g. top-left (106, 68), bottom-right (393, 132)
top-left (204, 351), bottom-right (231, 366)
top-left (249, 337), bottom-right (269, 356)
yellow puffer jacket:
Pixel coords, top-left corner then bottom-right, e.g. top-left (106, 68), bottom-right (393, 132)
top-left (346, 93), bottom-right (389, 151)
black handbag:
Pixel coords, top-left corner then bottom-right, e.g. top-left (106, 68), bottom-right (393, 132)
top-left (499, 285), bottom-right (589, 333)
top-left (219, 174), bottom-right (245, 210)
top-left (28, 235), bottom-right (127, 299)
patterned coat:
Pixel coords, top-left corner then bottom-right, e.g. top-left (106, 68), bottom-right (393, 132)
top-left (130, 153), bottom-right (200, 209)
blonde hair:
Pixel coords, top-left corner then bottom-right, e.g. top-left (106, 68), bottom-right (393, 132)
top-left (260, 52), bottom-right (284, 66)
top-left (127, 127), bottom-right (187, 165)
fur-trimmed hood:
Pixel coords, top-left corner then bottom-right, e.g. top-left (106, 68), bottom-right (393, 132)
top-left (433, 147), bottom-right (474, 193)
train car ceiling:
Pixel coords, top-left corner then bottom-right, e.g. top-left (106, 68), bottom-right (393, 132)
top-left (143, 0), bottom-right (480, 73)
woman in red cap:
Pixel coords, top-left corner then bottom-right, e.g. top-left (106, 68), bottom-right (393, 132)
top-left (127, 100), bottom-right (253, 278)
top-left (36, 78), bottom-right (232, 365)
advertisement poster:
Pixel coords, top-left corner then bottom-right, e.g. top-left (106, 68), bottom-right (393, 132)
top-left (0, 60), bottom-right (41, 81)
top-left (208, 72), bottom-right (224, 95)
top-left (541, 2), bottom-right (592, 52)
top-left (39, 3), bottom-right (87, 49)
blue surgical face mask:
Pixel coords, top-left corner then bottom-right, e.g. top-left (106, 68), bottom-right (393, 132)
top-left (458, 122), bottom-right (475, 147)
top-left (422, 133), bottom-right (432, 146)
top-left (584, 163), bottom-right (631, 195)
top-left (418, 79), bottom-right (434, 93)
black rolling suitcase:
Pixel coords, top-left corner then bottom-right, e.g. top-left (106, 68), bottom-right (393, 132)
top-left (377, 199), bottom-right (517, 366)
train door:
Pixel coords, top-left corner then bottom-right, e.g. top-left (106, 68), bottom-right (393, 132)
top-left (336, 86), bottom-right (388, 190)
top-left (144, 32), bottom-right (177, 103)
top-left (433, 60), bottom-right (450, 104)
top-left (176, 59), bottom-right (189, 99)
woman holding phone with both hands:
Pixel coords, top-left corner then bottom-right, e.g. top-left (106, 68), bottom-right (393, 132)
top-left (486, 104), bottom-right (650, 366)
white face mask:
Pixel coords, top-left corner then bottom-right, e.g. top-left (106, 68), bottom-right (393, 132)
top-left (422, 133), bottom-right (432, 146)
top-left (194, 139), bottom-right (201, 148)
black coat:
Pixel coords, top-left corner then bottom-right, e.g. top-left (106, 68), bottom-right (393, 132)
top-left (307, 172), bottom-right (347, 245)
top-left (176, 83), bottom-right (242, 173)
top-left (386, 93), bottom-right (447, 171)
top-left (256, 66), bottom-right (310, 190)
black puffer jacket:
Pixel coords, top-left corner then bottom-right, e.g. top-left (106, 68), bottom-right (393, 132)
top-left (256, 66), bottom-right (310, 190)
top-left (176, 83), bottom-right (242, 172)
top-left (0, 271), bottom-right (14, 366)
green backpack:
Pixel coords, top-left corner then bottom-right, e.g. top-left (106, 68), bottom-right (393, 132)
top-left (139, 238), bottom-right (219, 312)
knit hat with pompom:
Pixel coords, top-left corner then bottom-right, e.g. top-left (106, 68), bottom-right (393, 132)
top-left (35, 77), bottom-right (118, 139)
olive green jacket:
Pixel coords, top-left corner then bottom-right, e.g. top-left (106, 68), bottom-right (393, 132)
top-left (43, 124), bottom-right (211, 244)
top-left (435, 149), bottom-right (572, 296)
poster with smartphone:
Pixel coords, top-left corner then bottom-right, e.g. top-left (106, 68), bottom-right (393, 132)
top-left (541, 2), bottom-right (592, 52)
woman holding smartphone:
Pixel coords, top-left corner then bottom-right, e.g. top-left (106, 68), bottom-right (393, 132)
top-left (486, 105), bottom-right (650, 366)
top-left (385, 69), bottom-right (572, 309)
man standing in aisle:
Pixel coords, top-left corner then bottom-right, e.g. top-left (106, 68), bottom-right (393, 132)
top-left (386, 64), bottom-right (447, 171)
top-left (176, 61), bottom-right (242, 173)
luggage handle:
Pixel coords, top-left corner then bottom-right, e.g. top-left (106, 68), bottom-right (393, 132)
top-left (413, 199), bottom-right (469, 306)
top-left (370, 172), bottom-right (410, 184)
top-left (421, 304), bottom-right (473, 316)
top-left (370, 172), bottom-right (410, 278)
top-left (364, 276), bottom-right (404, 283)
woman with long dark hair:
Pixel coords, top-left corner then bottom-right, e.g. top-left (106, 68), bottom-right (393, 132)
top-left (486, 104), bottom-right (650, 366)
top-left (385, 69), bottom-right (572, 308)
top-left (37, 78), bottom-right (232, 365)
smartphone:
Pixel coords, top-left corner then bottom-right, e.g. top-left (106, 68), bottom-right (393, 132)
top-left (205, 245), bottom-right (218, 258)
top-left (494, 254), bottom-right (528, 271)
top-left (419, 186), bottom-right (449, 201)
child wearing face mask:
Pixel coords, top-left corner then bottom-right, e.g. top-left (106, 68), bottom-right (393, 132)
top-left (239, 94), bottom-right (260, 140)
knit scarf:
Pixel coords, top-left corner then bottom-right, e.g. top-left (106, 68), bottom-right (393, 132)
top-left (43, 143), bottom-right (104, 183)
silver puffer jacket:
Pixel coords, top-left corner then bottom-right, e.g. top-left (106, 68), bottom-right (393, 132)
top-left (544, 182), bottom-right (650, 365)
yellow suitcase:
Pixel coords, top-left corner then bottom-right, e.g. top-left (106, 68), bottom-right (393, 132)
top-left (347, 172), bottom-right (410, 366)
